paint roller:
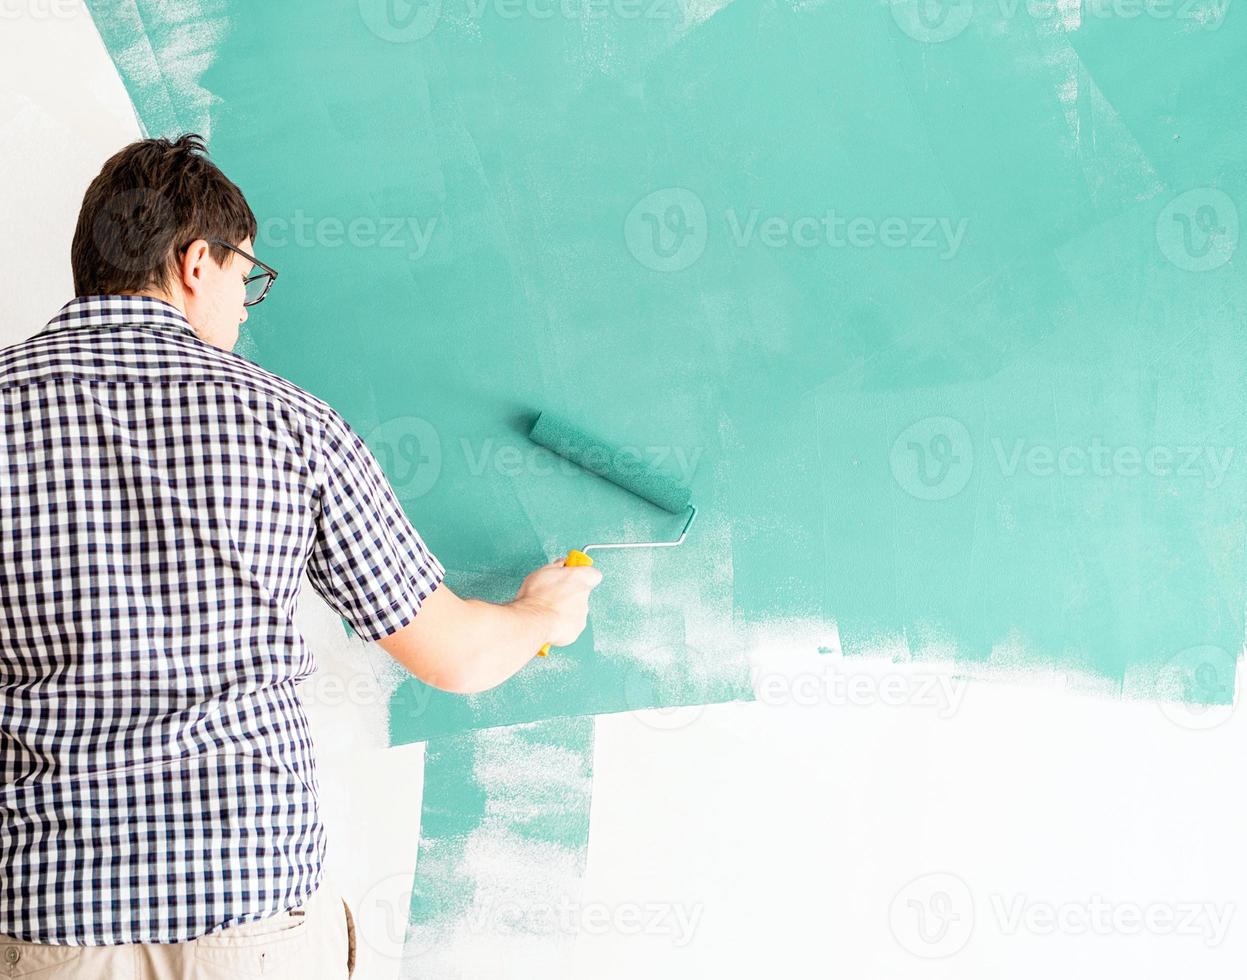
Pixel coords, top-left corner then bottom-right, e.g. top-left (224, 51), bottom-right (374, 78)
top-left (527, 411), bottom-right (698, 656)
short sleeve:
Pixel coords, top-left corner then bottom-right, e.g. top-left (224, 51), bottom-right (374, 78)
top-left (305, 408), bottom-right (445, 642)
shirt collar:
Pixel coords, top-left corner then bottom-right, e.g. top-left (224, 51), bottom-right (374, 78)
top-left (38, 295), bottom-right (200, 341)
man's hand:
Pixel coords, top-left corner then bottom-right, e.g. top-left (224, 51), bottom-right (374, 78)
top-left (512, 557), bottom-right (604, 649)
top-left (373, 559), bottom-right (604, 694)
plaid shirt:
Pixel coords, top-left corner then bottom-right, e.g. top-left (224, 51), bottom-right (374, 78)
top-left (0, 295), bottom-right (444, 945)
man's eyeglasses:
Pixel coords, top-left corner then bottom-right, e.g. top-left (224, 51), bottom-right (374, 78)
top-left (207, 239), bottom-right (279, 307)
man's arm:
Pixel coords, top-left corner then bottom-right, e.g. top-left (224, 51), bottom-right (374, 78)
top-left (303, 406), bottom-right (600, 692)
top-left (374, 581), bottom-right (556, 695)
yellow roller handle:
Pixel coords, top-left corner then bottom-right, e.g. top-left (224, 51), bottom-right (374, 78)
top-left (536, 549), bottom-right (595, 656)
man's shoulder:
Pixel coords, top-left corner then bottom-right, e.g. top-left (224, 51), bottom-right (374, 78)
top-left (211, 345), bottom-right (337, 426)
top-left (0, 326), bottom-right (337, 432)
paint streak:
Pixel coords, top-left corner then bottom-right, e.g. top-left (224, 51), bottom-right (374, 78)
top-left (404, 717), bottom-right (595, 977)
top-left (82, 0), bottom-right (229, 139)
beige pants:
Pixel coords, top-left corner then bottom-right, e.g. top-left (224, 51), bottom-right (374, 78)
top-left (0, 881), bottom-right (356, 979)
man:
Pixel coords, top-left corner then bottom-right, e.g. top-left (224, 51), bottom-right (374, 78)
top-left (0, 134), bottom-right (602, 977)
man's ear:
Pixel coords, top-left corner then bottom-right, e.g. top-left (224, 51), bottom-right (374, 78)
top-left (179, 239), bottom-right (212, 297)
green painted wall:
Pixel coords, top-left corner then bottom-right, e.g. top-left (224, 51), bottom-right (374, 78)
top-left (83, 0), bottom-right (1244, 727)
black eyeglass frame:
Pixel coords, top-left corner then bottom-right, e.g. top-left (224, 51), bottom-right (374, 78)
top-left (204, 238), bottom-right (279, 307)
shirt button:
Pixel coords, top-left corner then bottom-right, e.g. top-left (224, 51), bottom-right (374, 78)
top-left (3, 946), bottom-right (19, 964)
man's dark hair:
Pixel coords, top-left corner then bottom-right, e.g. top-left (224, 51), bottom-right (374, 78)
top-left (71, 133), bottom-right (258, 297)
